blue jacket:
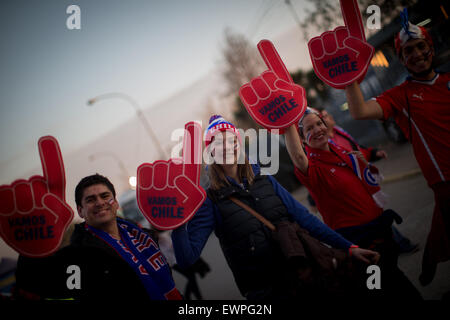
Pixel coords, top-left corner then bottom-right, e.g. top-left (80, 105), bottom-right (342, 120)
top-left (172, 164), bottom-right (353, 268)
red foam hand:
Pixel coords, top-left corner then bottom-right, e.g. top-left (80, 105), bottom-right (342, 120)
top-left (239, 40), bottom-right (307, 133)
top-left (308, 0), bottom-right (374, 89)
top-left (0, 136), bottom-right (74, 257)
top-left (137, 122), bottom-right (206, 230)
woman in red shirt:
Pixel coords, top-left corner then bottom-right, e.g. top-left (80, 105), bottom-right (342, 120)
top-left (286, 108), bottom-right (386, 230)
top-left (284, 108), bottom-right (421, 300)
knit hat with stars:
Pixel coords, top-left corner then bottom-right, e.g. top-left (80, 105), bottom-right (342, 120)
top-left (204, 115), bottom-right (242, 148)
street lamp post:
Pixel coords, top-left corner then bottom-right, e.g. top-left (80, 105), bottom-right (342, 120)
top-left (87, 92), bottom-right (168, 160)
top-left (88, 151), bottom-right (136, 189)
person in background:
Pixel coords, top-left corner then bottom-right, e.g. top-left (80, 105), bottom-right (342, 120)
top-left (0, 257), bottom-right (17, 300)
top-left (344, 10), bottom-right (450, 286)
top-left (320, 108), bottom-right (387, 163)
top-left (155, 229), bottom-right (210, 300)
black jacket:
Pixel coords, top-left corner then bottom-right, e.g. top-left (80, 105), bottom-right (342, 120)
top-left (208, 173), bottom-right (294, 297)
top-left (15, 222), bottom-right (150, 302)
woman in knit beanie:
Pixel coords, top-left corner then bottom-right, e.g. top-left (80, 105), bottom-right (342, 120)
top-left (171, 114), bottom-right (379, 300)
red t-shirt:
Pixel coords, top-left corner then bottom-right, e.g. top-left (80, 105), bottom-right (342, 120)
top-left (294, 150), bottom-right (383, 230)
top-left (376, 73), bottom-right (450, 187)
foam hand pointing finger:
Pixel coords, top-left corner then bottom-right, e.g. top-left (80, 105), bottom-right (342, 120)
top-left (0, 136), bottom-right (74, 257)
top-left (239, 40), bottom-right (307, 133)
top-left (137, 122), bottom-right (206, 230)
top-left (308, 0), bottom-right (374, 89)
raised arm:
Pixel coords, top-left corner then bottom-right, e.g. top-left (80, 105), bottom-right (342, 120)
top-left (345, 82), bottom-right (384, 120)
top-left (171, 197), bottom-right (215, 268)
top-left (284, 124), bottom-right (308, 173)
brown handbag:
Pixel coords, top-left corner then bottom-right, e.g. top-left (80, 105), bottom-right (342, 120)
top-left (229, 197), bottom-right (363, 296)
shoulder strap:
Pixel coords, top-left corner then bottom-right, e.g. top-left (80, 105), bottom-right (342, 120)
top-left (229, 197), bottom-right (276, 231)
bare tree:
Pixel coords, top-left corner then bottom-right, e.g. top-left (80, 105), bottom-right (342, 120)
top-left (300, 0), bottom-right (418, 40)
top-left (219, 28), bottom-right (266, 128)
top-left (221, 28), bottom-right (265, 95)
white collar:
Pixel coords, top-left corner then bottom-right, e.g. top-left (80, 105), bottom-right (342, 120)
top-left (410, 73), bottom-right (439, 85)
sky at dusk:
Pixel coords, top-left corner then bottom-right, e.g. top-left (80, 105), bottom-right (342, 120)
top-left (0, 0), bottom-right (316, 184)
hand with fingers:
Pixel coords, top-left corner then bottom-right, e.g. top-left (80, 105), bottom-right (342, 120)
top-left (137, 122), bottom-right (206, 230)
top-left (308, 0), bottom-right (374, 89)
top-left (0, 136), bottom-right (74, 257)
top-left (239, 40), bottom-right (307, 133)
top-left (351, 247), bottom-right (380, 265)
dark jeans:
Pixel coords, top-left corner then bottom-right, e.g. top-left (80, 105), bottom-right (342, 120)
top-left (420, 181), bottom-right (450, 285)
top-left (369, 236), bottom-right (422, 300)
top-left (432, 181), bottom-right (450, 237)
top-left (336, 210), bottom-right (422, 300)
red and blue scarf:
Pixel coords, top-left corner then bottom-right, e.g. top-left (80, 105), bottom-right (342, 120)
top-left (86, 218), bottom-right (182, 300)
top-left (306, 142), bottom-right (387, 208)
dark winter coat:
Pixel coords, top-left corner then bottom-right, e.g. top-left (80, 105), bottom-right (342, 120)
top-left (15, 222), bottom-right (150, 302)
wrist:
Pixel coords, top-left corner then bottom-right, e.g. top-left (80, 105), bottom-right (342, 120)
top-left (371, 148), bottom-right (381, 161)
top-left (345, 81), bottom-right (358, 90)
top-left (349, 244), bottom-right (359, 257)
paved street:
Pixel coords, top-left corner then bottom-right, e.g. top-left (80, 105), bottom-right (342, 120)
top-left (172, 142), bottom-right (450, 300)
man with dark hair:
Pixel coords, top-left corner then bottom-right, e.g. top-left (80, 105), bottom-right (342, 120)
top-left (75, 173), bottom-right (116, 207)
top-left (74, 174), bottom-right (121, 239)
top-left (344, 11), bottom-right (450, 286)
top-left (14, 174), bottom-right (182, 301)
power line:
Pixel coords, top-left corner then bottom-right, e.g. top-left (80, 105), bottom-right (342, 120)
top-left (284, 0), bottom-right (303, 32)
top-left (248, 0), bottom-right (281, 40)
top-left (245, 0), bottom-right (272, 35)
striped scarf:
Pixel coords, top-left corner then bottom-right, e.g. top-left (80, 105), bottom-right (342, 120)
top-left (306, 143), bottom-right (387, 208)
top-left (86, 218), bottom-right (182, 300)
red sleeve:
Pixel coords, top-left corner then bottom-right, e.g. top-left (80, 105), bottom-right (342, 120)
top-left (360, 146), bottom-right (373, 162)
top-left (375, 84), bottom-right (407, 121)
top-left (376, 95), bottom-right (395, 121)
top-left (294, 162), bottom-right (318, 190)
